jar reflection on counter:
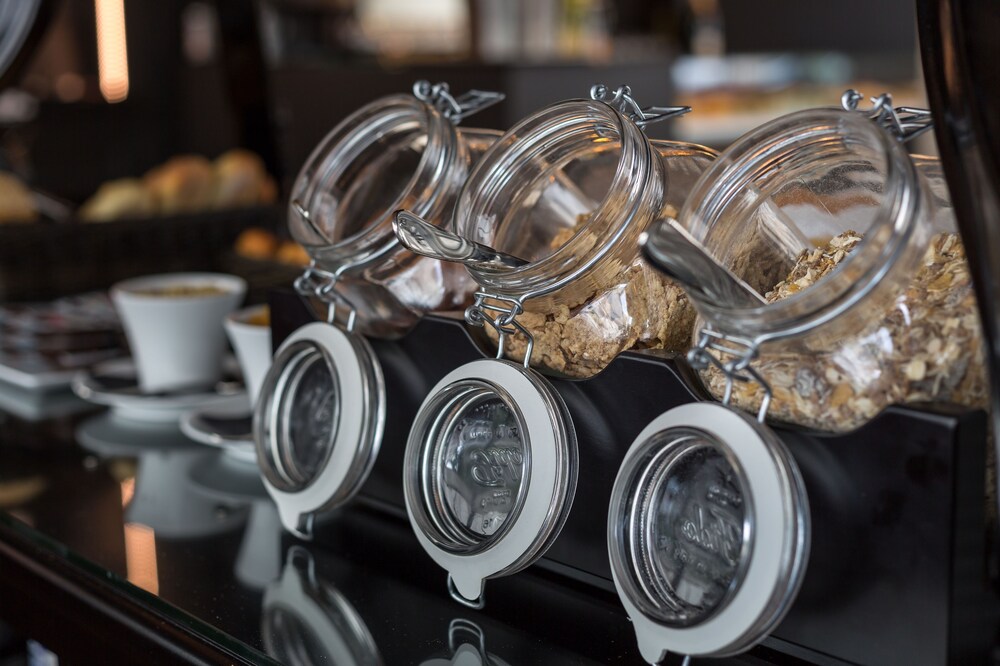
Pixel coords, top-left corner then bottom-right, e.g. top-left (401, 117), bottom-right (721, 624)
top-left (677, 109), bottom-right (987, 432)
top-left (454, 98), bottom-right (716, 378)
top-left (289, 92), bottom-right (502, 339)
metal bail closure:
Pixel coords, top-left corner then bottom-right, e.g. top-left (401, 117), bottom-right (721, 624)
top-left (841, 88), bottom-right (934, 143)
top-left (608, 401), bottom-right (810, 663)
top-left (402, 340), bottom-right (578, 608)
top-left (253, 265), bottom-right (385, 539)
top-left (263, 546), bottom-right (383, 664)
top-left (686, 327), bottom-right (771, 424)
top-left (590, 83), bottom-right (691, 131)
top-left (413, 80), bottom-right (505, 125)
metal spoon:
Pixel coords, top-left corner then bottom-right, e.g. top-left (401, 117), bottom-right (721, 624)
top-left (393, 210), bottom-right (529, 272)
top-left (640, 217), bottom-right (767, 309)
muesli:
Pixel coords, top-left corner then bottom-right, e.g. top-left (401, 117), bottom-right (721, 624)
top-left (485, 207), bottom-right (696, 378)
top-left (702, 230), bottom-right (988, 431)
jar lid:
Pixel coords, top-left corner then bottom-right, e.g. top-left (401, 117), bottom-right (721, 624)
top-left (263, 546), bottom-right (382, 664)
top-left (608, 402), bottom-right (809, 662)
top-left (254, 322), bottom-right (385, 537)
top-left (403, 359), bottom-right (577, 607)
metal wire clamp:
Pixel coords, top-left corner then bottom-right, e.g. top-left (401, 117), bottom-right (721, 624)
top-left (841, 89), bottom-right (934, 143)
top-left (687, 327), bottom-right (772, 424)
top-left (413, 80), bottom-right (505, 124)
top-left (590, 83), bottom-right (691, 130)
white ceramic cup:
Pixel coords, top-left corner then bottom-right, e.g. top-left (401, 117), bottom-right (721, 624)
top-left (111, 273), bottom-right (247, 394)
top-left (224, 304), bottom-right (272, 405)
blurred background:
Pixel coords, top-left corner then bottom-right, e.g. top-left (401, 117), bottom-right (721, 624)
top-left (0, 0), bottom-right (926, 202)
top-left (0, 0), bottom-right (929, 303)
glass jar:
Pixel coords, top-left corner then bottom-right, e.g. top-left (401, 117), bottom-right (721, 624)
top-left (288, 81), bottom-right (503, 339)
top-left (666, 95), bottom-right (987, 432)
top-left (255, 82), bottom-right (503, 537)
top-left (452, 86), bottom-right (716, 378)
top-left (609, 95), bottom-right (986, 662)
top-left (394, 86), bottom-right (712, 610)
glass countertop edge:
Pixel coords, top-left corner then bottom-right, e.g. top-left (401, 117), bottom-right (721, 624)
top-left (0, 510), bottom-right (279, 666)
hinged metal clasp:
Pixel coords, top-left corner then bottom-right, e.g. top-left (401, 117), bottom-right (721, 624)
top-left (413, 80), bottom-right (504, 125)
top-left (291, 199), bottom-right (362, 332)
top-left (590, 83), bottom-right (691, 130)
top-left (687, 328), bottom-right (772, 424)
top-left (841, 89), bottom-right (934, 143)
top-left (293, 262), bottom-right (358, 333)
top-left (465, 292), bottom-right (535, 369)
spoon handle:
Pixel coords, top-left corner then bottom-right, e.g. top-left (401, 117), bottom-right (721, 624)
top-left (641, 218), bottom-right (766, 310)
top-left (393, 210), bottom-right (529, 272)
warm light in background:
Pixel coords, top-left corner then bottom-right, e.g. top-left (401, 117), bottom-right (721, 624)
top-left (120, 477), bottom-right (135, 508)
top-left (95, 0), bottom-right (129, 103)
top-left (124, 522), bottom-right (159, 595)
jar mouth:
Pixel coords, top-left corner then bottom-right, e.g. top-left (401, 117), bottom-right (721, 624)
top-left (454, 99), bottom-right (656, 300)
top-left (289, 95), bottom-right (461, 272)
top-left (680, 108), bottom-right (918, 339)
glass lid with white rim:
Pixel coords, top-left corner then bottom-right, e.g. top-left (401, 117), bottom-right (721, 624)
top-left (403, 358), bottom-right (577, 608)
top-left (609, 402), bottom-right (809, 662)
top-left (254, 321), bottom-right (385, 539)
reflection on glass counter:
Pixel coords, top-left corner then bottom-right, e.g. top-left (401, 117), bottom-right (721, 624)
top-left (420, 618), bottom-right (511, 666)
top-left (0, 403), bottom-right (680, 664)
top-left (263, 546), bottom-right (383, 666)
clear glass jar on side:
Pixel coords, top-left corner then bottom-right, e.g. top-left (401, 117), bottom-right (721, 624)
top-left (674, 107), bottom-right (987, 432)
top-left (255, 83), bottom-right (503, 538)
top-left (454, 95), bottom-right (716, 378)
top-left (289, 86), bottom-right (502, 338)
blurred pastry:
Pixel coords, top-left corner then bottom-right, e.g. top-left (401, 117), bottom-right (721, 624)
top-left (144, 155), bottom-right (215, 214)
top-left (258, 173), bottom-right (277, 205)
top-left (213, 149), bottom-right (277, 208)
top-left (234, 227), bottom-right (279, 259)
top-left (276, 240), bottom-right (310, 266)
top-left (79, 178), bottom-right (156, 222)
top-left (0, 172), bottom-right (38, 223)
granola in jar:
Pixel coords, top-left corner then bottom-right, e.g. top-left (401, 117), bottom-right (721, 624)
top-left (485, 207), bottom-right (697, 378)
top-left (701, 231), bottom-right (988, 431)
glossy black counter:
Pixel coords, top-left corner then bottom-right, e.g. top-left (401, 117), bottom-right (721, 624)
top-left (0, 394), bottom-right (786, 665)
top-left (272, 293), bottom-right (998, 666)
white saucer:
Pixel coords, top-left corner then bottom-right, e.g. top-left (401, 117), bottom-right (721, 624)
top-left (76, 412), bottom-right (200, 457)
top-left (179, 401), bottom-right (256, 462)
top-left (72, 357), bottom-right (247, 423)
top-left (76, 413), bottom-right (250, 539)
